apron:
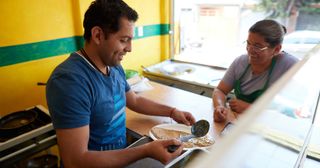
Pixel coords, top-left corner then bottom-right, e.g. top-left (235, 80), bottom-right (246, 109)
top-left (234, 57), bottom-right (276, 103)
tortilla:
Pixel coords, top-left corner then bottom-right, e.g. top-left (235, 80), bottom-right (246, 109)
top-left (150, 127), bottom-right (214, 148)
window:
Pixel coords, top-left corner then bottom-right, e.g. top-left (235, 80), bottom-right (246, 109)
top-left (172, 0), bottom-right (320, 66)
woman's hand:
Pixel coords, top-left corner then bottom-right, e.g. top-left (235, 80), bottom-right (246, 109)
top-left (214, 105), bottom-right (228, 122)
top-left (171, 109), bottom-right (196, 126)
top-left (228, 99), bottom-right (250, 113)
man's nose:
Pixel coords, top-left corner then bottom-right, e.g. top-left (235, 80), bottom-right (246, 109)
top-left (125, 42), bottom-right (132, 52)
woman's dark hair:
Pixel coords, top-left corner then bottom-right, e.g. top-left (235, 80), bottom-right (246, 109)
top-left (249, 19), bottom-right (287, 48)
top-left (83, 0), bottom-right (138, 41)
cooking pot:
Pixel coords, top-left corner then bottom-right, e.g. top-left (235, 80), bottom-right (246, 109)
top-left (18, 154), bottom-right (58, 168)
top-left (0, 110), bottom-right (38, 137)
top-left (27, 154), bottom-right (58, 168)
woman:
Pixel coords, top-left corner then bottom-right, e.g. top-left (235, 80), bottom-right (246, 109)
top-left (213, 19), bottom-right (298, 122)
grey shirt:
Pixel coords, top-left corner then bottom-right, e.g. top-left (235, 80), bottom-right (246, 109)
top-left (222, 51), bottom-right (298, 95)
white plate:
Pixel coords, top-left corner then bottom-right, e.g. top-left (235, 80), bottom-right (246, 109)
top-left (160, 64), bottom-right (195, 76)
top-left (149, 123), bottom-right (214, 150)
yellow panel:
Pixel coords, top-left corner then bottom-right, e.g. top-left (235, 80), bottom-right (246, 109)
top-left (0, 0), bottom-right (170, 115)
top-left (78, 0), bottom-right (93, 28)
top-left (122, 35), bottom-right (170, 74)
top-left (0, 0), bottom-right (79, 46)
top-left (0, 55), bottom-right (68, 115)
top-left (125, 0), bottom-right (169, 25)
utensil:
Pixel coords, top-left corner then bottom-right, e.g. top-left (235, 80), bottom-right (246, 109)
top-left (220, 122), bottom-right (235, 136)
top-left (0, 110), bottom-right (38, 138)
top-left (168, 120), bottom-right (210, 153)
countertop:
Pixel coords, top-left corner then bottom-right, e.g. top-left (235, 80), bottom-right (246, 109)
top-left (125, 81), bottom-right (236, 140)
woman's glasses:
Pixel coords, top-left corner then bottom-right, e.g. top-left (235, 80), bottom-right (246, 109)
top-left (245, 40), bottom-right (269, 52)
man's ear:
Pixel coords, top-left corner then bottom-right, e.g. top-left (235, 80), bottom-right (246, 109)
top-left (91, 26), bottom-right (104, 45)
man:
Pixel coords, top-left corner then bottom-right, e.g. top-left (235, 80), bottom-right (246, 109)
top-left (46, 0), bottom-right (195, 167)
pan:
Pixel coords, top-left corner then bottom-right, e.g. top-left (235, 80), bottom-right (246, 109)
top-left (26, 154), bottom-right (58, 168)
top-left (17, 154), bottom-right (58, 168)
top-left (0, 110), bottom-right (38, 137)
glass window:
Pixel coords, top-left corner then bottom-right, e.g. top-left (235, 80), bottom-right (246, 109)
top-left (172, 0), bottom-right (320, 65)
top-left (186, 45), bottom-right (320, 167)
top-left (304, 38), bottom-right (320, 44)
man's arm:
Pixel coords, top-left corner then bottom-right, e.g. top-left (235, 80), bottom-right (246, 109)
top-left (126, 90), bottom-right (174, 116)
top-left (126, 90), bottom-right (195, 125)
top-left (56, 125), bottom-right (183, 167)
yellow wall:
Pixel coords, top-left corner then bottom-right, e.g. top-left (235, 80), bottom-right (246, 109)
top-left (0, 0), bottom-right (79, 115)
top-left (0, 0), bottom-right (78, 46)
top-left (123, 0), bottom-right (170, 69)
top-left (0, 0), bottom-right (170, 115)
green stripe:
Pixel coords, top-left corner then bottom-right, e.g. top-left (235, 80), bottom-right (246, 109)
top-left (0, 24), bottom-right (170, 67)
top-left (134, 24), bottom-right (170, 39)
top-left (0, 36), bottom-right (84, 67)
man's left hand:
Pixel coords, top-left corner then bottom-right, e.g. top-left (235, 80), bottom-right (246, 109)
top-left (171, 109), bottom-right (196, 126)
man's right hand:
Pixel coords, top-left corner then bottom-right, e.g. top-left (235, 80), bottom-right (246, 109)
top-left (145, 139), bottom-right (183, 164)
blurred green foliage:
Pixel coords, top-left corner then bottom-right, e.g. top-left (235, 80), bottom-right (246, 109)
top-left (256, 0), bottom-right (320, 18)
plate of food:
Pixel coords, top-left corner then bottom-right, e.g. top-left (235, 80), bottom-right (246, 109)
top-left (149, 123), bottom-right (215, 150)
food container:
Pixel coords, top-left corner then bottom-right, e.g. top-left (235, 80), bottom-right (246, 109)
top-left (125, 69), bottom-right (139, 79)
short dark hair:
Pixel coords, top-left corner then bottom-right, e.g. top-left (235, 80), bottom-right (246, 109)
top-left (249, 19), bottom-right (287, 48)
top-left (83, 0), bottom-right (138, 41)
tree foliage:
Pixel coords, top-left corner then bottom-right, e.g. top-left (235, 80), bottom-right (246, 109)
top-left (256, 0), bottom-right (320, 18)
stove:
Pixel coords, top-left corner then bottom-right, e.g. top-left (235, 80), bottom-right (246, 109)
top-left (0, 105), bottom-right (56, 167)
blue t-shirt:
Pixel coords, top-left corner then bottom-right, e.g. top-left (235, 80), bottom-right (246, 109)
top-left (46, 52), bottom-right (130, 150)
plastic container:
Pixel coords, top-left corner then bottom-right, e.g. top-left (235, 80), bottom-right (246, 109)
top-left (125, 69), bottom-right (139, 79)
